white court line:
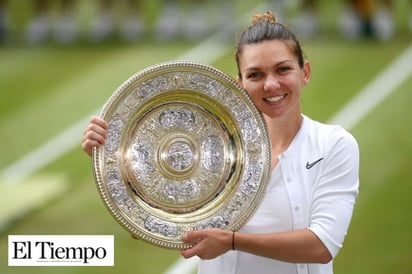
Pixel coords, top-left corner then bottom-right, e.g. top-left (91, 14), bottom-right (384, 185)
top-left (1, 115), bottom-right (94, 183)
top-left (328, 44), bottom-right (412, 129)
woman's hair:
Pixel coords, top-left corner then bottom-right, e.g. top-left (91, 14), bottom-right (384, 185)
top-left (235, 11), bottom-right (305, 78)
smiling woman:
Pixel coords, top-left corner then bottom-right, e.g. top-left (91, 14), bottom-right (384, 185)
top-left (82, 11), bottom-right (360, 274)
top-left (177, 13), bottom-right (359, 274)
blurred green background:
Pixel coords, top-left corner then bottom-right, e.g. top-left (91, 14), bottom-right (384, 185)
top-left (1, 0), bottom-right (411, 273)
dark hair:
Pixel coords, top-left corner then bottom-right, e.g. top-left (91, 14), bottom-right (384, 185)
top-left (235, 11), bottom-right (305, 78)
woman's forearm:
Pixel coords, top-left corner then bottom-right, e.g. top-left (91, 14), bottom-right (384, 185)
top-left (235, 229), bottom-right (332, 264)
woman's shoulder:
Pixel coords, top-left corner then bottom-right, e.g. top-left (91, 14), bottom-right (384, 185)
top-left (302, 115), bottom-right (358, 148)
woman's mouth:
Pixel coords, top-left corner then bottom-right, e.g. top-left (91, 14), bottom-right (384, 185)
top-left (265, 94), bottom-right (286, 103)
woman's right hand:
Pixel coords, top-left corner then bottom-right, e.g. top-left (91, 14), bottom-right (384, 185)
top-left (82, 116), bottom-right (108, 157)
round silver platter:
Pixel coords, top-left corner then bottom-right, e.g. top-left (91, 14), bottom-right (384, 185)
top-left (92, 61), bottom-right (271, 249)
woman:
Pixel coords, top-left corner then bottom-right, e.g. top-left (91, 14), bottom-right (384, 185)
top-left (82, 11), bottom-right (359, 274)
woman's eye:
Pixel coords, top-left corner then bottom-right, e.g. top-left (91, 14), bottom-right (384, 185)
top-left (247, 72), bottom-right (262, 79)
top-left (277, 67), bottom-right (290, 73)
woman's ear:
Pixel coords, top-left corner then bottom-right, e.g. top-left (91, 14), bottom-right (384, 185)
top-left (302, 61), bottom-right (311, 86)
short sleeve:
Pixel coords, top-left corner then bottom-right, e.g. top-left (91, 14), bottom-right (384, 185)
top-left (307, 127), bottom-right (359, 258)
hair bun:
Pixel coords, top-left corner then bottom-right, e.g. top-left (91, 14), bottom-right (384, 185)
top-left (251, 11), bottom-right (277, 26)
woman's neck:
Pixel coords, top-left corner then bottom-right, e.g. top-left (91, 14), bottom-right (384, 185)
top-left (264, 113), bottom-right (303, 168)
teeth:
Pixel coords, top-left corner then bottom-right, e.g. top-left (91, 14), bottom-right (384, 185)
top-left (266, 95), bottom-right (284, 102)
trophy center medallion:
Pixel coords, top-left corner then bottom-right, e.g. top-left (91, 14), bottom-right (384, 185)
top-left (159, 136), bottom-right (198, 178)
top-left (164, 140), bottom-right (194, 172)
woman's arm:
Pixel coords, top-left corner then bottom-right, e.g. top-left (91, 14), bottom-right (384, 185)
top-left (180, 228), bottom-right (331, 263)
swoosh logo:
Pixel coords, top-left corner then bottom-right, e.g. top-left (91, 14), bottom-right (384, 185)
top-left (306, 158), bottom-right (324, 169)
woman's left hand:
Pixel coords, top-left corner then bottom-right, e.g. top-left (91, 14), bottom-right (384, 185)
top-left (180, 229), bottom-right (232, 260)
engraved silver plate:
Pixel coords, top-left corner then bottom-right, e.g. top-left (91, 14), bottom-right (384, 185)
top-left (92, 61), bottom-right (271, 249)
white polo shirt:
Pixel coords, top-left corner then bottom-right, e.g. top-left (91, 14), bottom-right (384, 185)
top-left (198, 115), bottom-right (360, 274)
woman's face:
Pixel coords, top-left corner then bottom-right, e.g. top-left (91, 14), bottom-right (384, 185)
top-left (237, 40), bottom-right (310, 120)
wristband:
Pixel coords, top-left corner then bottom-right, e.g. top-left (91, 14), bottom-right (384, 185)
top-left (232, 230), bottom-right (235, 250)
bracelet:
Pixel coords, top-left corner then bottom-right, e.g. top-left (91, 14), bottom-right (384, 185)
top-left (232, 230), bottom-right (235, 250)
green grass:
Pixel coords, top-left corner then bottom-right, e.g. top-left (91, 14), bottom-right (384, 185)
top-left (336, 77), bottom-right (412, 273)
top-left (1, 37), bottom-right (412, 274)
top-left (301, 40), bottom-right (410, 122)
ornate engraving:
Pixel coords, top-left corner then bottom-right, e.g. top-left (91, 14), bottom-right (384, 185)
top-left (105, 118), bottom-right (124, 151)
top-left (159, 108), bottom-right (195, 130)
top-left (130, 141), bottom-right (154, 174)
top-left (164, 180), bottom-right (199, 203)
top-left (202, 136), bottom-right (224, 172)
top-left (144, 216), bottom-right (178, 238)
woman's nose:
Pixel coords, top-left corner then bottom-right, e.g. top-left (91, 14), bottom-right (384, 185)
top-left (263, 76), bottom-right (280, 91)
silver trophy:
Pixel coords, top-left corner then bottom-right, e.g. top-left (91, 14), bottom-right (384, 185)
top-left (92, 61), bottom-right (271, 249)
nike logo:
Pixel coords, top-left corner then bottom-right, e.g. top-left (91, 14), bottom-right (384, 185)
top-left (306, 158), bottom-right (324, 169)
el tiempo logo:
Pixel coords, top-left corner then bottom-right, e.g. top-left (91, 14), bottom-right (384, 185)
top-left (8, 235), bottom-right (114, 266)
